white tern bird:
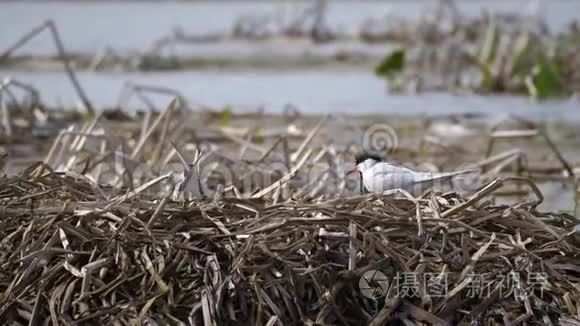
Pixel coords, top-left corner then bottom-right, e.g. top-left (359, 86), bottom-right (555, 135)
top-left (346, 154), bottom-right (474, 195)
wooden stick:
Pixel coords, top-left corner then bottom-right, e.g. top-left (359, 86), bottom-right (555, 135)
top-left (2, 20), bottom-right (94, 114)
top-left (0, 21), bottom-right (51, 61)
top-left (46, 21), bottom-right (94, 115)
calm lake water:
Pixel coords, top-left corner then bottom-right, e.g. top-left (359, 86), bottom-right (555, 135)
top-left (1, 1), bottom-right (579, 118)
top-left (1, 0), bottom-right (579, 54)
top-left (2, 68), bottom-right (579, 120)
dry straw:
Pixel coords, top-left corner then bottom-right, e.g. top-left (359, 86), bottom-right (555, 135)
top-left (0, 99), bottom-right (579, 325)
top-left (0, 165), bottom-right (579, 325)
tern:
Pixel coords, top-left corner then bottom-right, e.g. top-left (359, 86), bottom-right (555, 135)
top-left (346, 154), bottom-right (474, 195)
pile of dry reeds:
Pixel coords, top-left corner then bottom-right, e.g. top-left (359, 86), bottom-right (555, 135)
top-left (1, 161), bottom-right (580, 325)
top-left (0, 100), bottom-right (579, 325)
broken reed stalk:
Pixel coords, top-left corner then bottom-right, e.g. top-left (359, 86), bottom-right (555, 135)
top-left (484, 117), bottom-right (579, 214)
top-left (131, 98), bottom-right (178, 160)
top-left (251, 148), bottom-right (312, 198)
top-left (0, 94), bottom-right (11, 138)
top-left (0, 20), bottom-right (94, 115)
top-left (0, 78), bottom-right (41, 105)
top-left (115, 82), bottom-right (188, 112)
top-left (47, 20), bottom-right (95, 116)
top-left (0, 21), bottom-right (51, 62)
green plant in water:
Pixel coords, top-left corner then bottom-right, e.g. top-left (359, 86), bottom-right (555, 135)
top-left (220, 106), bottom-right (232, 127)
top-left (253, 129), bottom-right (264, 144)
top-left (474, 24), bottom-right (566, 99)
top-left (375, 49), bottom-right (406, 92)
top-left (373, 17), bottom-right (574, 99)
top-left (375, 49), bottom-right (405, 78)
top-left (526, 49), bottom-right (565, 99)
top-left (479, 16), bottom-right (500, 67)
top-left (477, 16), bottom-right (500, 91)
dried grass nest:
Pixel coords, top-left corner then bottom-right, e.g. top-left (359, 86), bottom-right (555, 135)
top-left (0, 163), bottom-right (580, 326)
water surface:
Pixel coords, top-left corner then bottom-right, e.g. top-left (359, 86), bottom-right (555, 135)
top-left (1, 0), bottom-right (578, 54)
top-left (2, 68), bottom-right (578, 120)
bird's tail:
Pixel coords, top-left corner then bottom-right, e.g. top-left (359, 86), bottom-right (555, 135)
top-left (437, 168), bottom-right (478, 178)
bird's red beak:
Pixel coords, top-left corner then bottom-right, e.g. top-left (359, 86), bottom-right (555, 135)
top-left (346, 166), bottom-right (359, 176)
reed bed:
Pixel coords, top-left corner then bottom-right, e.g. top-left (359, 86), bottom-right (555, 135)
top-left (0, 99), bottom-right (580, 325)
top-left (1, 160), bottom-right (580, 325)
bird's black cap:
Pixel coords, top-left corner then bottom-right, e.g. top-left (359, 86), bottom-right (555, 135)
top-left (355, 153), bottom-right (383, 165)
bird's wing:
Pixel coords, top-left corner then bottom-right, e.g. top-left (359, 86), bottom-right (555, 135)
top-left (412, 169), bottom-right (475, 184)
top-left (368, 163), bottom-right (418, 191)
top-left (371, 163), bottom-right (417, 176)
top-left (370, 164), bottom-right (475, 186)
